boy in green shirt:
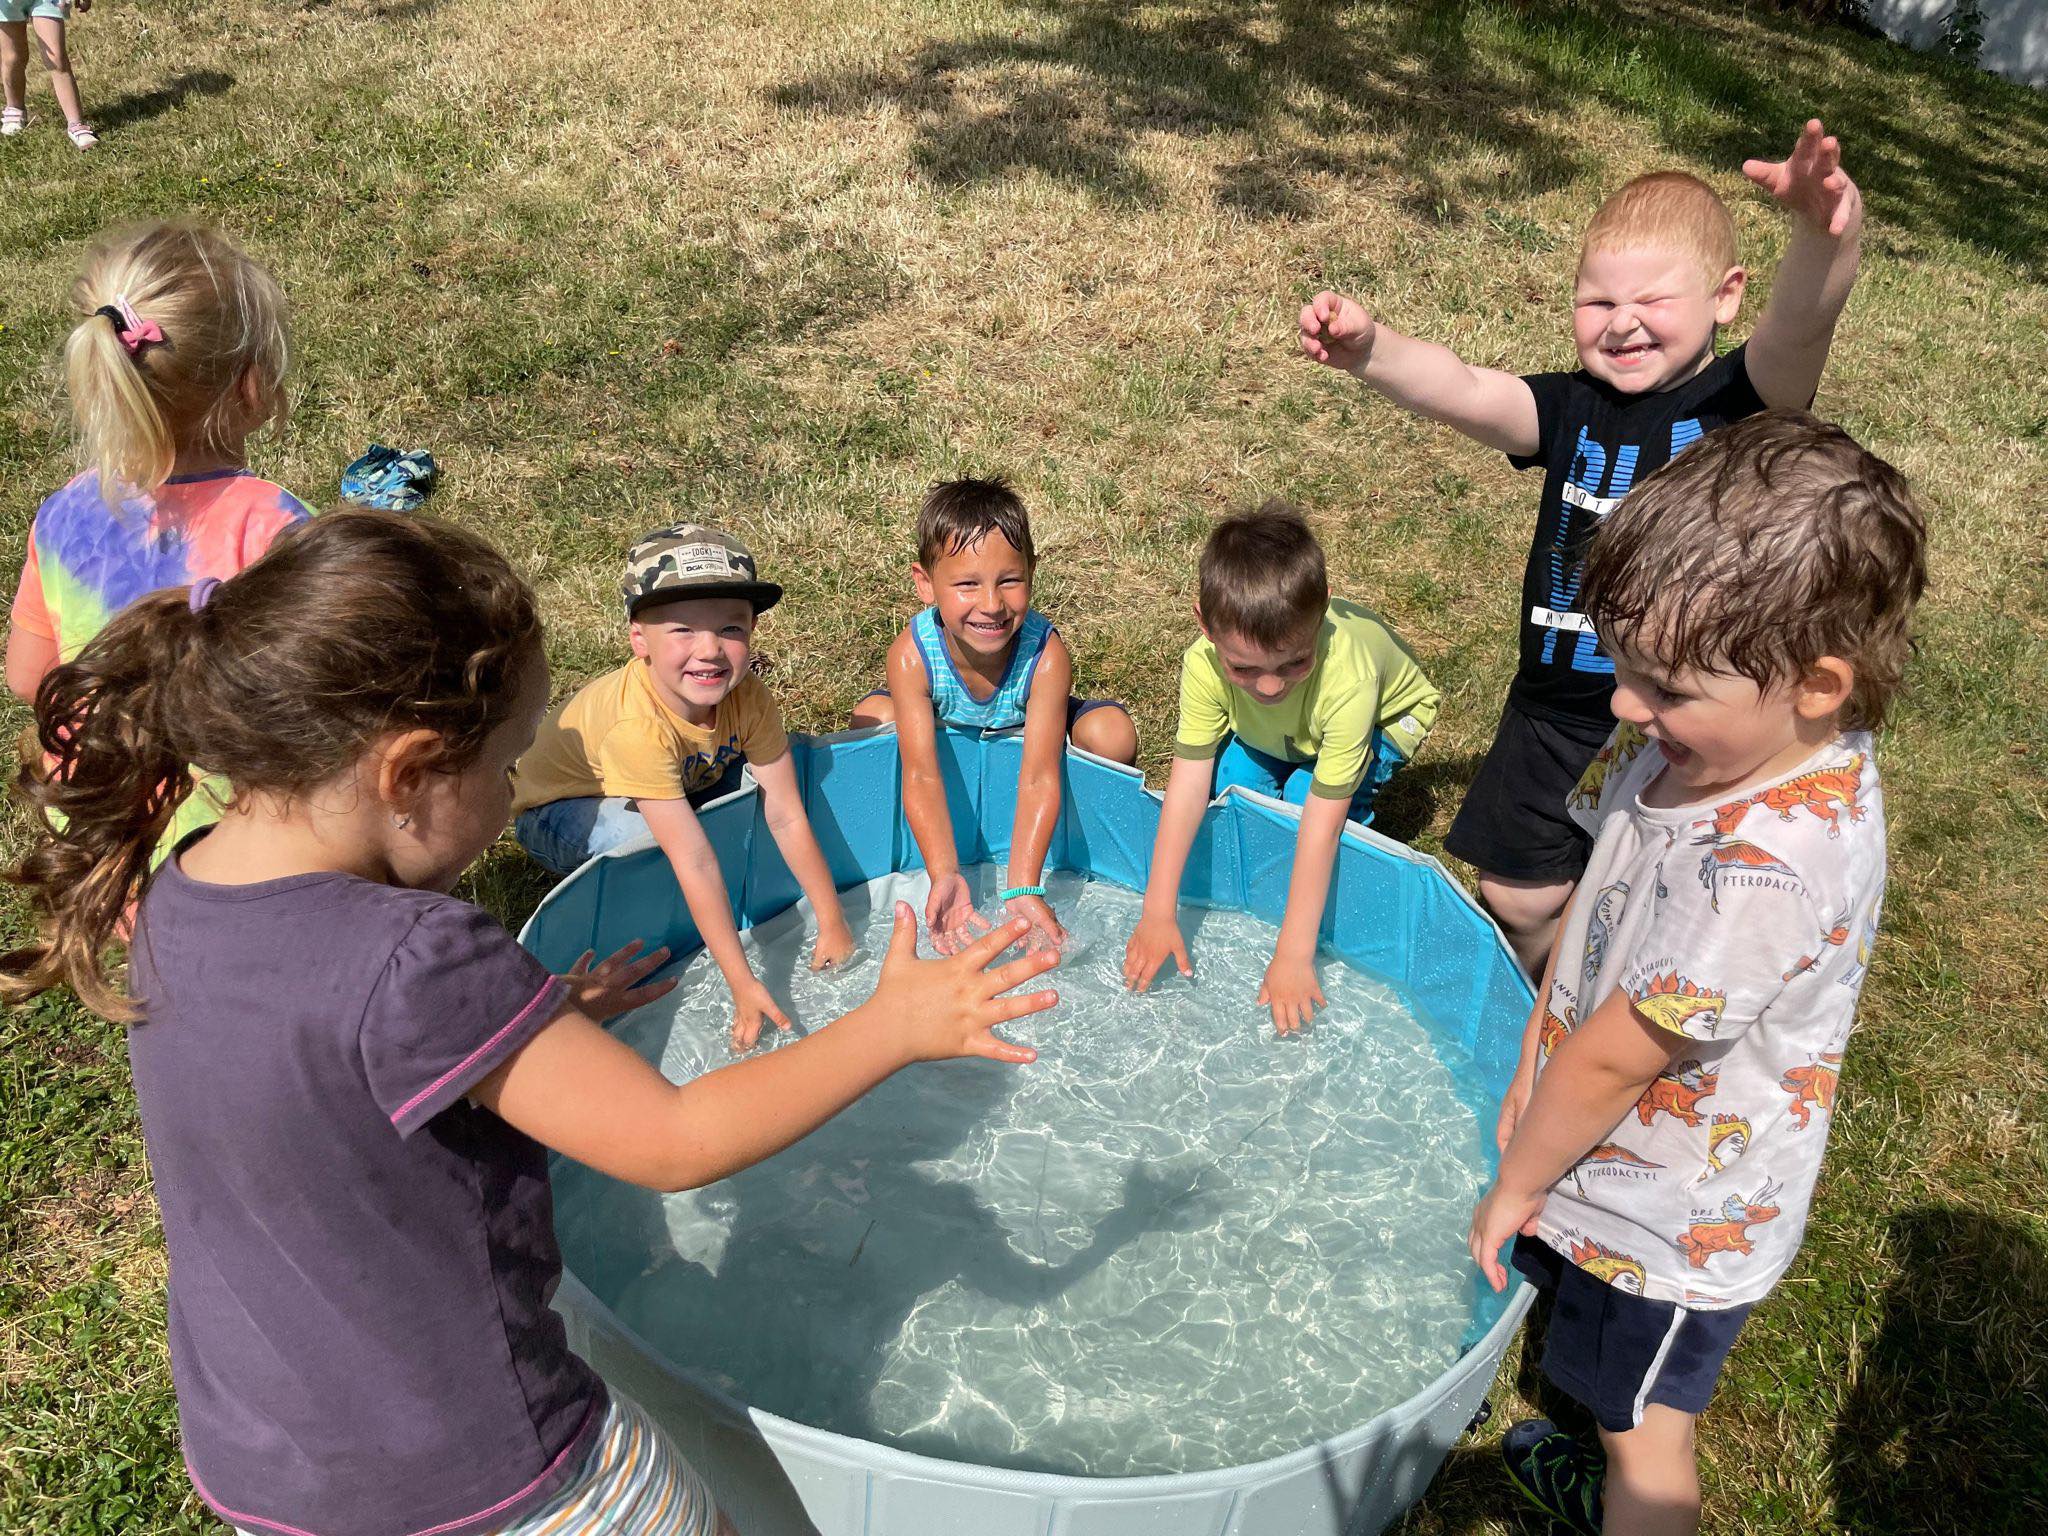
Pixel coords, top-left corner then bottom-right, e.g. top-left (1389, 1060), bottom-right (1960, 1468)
top-left (1124, 501), bottom-right (1440, 1035)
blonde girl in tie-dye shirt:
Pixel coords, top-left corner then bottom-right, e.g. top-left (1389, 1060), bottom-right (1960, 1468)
top-left (6, 222), bottom-right (306, 851)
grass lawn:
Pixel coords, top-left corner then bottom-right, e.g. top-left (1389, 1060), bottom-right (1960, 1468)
top-left (3, 0), bottom-right (2045, 1530)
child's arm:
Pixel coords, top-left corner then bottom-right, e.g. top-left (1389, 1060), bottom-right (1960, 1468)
top-left (1004, 634), bottom-right (1075, 954)
top-left (639, 795), bottom-right (791, 1050)
top-left (1122, 754), bottom-right (1212, 992)
top-left (1467, 988), bottom-right (1687, 1292)
top-left (887, 630), bottom-right (985, 952)
top-left (475, 908), bottom-right (1060, 1192)
top-left (1258, 792), bottom-right (1351, 1036)
top-left (1741, 118), bottom-right (1864, 411)
top-left (750, 751), bottom-right (856, 970)
top-left (5, 625), bottom-right (58, 703)
top-left (1300, 292), bottom-right (1541, 457)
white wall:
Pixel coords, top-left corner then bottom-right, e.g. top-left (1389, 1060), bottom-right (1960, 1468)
top-left (1864, 0), bottom-right (2048, 88)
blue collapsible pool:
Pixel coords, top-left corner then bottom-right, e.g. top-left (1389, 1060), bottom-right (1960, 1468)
top-left (519, 728), bottom-right (1533, 1536)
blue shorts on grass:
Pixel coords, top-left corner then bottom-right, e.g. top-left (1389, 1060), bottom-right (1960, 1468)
top-left (1512, 1235), bottom-right (1753, 1433)
top-left (514, 759), bottom-right (746, 877)
top-left (1210, 731), bottom-right (1407, 826)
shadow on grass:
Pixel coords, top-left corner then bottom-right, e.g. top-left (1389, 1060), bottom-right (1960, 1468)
top-left (1372, 752), bottom-right (1478, 847)
top-left (766, 0), bottom-right (2047, 266)
top-left (1831, 1204), bottom-right (2048, 1532)
top-left (94, 70), bottom-right (235, 134)
top-left (768, 0), bottom-right (1589, 219)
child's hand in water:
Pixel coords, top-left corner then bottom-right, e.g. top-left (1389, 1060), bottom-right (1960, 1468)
top-left (926, 872), bottom-right (993, 956)
top-left (1299, 291), bottom-right (1377, 374)
top-left (1122, 911), bottom-right (1192, 993)
top-left (1258, 952), bottom-right (1325, 1036)
top-left (559, 941), bottom-right (676, 1024)
top-left (863, 903), bottom-right (1057, 1065)
top-left (730, 976), bottom-right (793, 1051)
top-left (810, 916), bottom-right (857, 972)
top-left (1007, 893), bottom-right (1068, 961)
top-left (1743, 118), bottom-right (1862, 239)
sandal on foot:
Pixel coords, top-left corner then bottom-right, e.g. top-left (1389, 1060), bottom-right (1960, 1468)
top-left (2, 108), bottom-right (25, 137)
top-left (1502, 1418), bottom-right (1604, 1536)
top-left (67, 121), bottom-right (99, 149)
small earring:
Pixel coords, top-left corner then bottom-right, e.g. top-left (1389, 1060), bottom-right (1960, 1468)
top-left (392, 812), bottom-right (412, 830)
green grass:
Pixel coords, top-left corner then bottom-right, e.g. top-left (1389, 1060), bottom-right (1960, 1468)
top-left (3, 0), bottom-right (2046, 1530)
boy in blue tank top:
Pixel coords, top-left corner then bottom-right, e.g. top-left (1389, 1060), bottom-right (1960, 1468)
top-left (854, 477), bottom-right (1138, 954)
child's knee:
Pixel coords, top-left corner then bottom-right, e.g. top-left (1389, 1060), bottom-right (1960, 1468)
top-left (1477, 872), bottom-right (1575, 935)
top-left (850, 691), bottom-right (896, 728)
top-left (1071, 704), bottom-right (1136, 764)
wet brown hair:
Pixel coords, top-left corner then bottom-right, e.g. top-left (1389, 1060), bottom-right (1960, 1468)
top-left (1582, 409), bottom-right (1927, 730)
top-left (915, 476), bottom-right (1036, 570)
top-left (1197, 499), bottom-right (1330, 650)
top-left (1, 510), bottom-right (543, 1018)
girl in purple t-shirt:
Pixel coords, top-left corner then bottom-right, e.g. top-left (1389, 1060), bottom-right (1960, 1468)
top-left (0, 510), bottom-right (1060, 1536)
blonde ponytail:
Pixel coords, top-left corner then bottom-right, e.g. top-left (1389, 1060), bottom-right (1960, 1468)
top-left (64, 223), bottom-right (292, 506)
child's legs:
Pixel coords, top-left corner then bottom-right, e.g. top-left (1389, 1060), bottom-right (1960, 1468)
top-left (1443, 700), bottom-right (1609, 973)
top-left (1597, 1406), bottom-right (1699, 1536)
top-left (1211, 734), bottom-right (1299, 800)
top-left (1, 22), bottom-right (27, 109)
top-left (1478, 872), bottom-right (1577, 972)
top-left (1065, 697), bottom-right (1137, 764)
top-left (29, 12), bottom-right (80, 124)
top-left (514, 796), bottom-right (648, 874)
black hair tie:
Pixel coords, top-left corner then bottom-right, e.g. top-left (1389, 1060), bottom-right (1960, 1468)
top-left (95, 304), bottom-right (126, 331)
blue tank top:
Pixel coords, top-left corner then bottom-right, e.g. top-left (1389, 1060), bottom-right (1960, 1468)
top-left (910, 607), bottom-right (1053, 731)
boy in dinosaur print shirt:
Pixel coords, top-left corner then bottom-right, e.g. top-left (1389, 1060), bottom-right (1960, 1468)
top-left (1468, 412), bottom-right (1926, 1536)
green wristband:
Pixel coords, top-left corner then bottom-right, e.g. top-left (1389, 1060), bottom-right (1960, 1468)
top-left (999, 885), bottom-right (1047, 902)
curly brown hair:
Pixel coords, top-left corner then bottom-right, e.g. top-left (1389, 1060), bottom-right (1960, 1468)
top-left (1582, 410), bottom-right (1927, 731)
top-left (2, 510), bottom-right (543, 1018)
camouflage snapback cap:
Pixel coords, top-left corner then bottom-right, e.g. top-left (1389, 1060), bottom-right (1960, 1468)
top-left (621, 524), bottom-right (783, 618)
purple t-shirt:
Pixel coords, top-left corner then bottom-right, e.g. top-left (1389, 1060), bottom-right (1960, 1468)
top-left (127, 857), bottom-right (603, 1536)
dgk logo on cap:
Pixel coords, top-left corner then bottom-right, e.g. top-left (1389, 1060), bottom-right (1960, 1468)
top-left (622, 524), bottom-right (783, 618)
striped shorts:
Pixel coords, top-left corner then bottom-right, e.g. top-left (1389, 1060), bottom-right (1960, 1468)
top-left (236, 1392), bottom-right (720, 1536)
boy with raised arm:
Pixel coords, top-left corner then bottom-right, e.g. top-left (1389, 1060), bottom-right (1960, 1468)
top-left (1300, 120), bottom-right (1863, 974)
top-left (1468, 412), bottom-right (1925, 1534)
top-left (1123, 501), bottom-right (1439, 1035)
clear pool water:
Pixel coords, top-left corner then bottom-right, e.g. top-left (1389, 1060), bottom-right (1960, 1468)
top-left (551, 868), bottom-right (1489, 1478)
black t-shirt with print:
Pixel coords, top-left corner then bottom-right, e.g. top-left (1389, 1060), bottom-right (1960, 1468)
top-left (1505, 345), bottom-right (1765, 726)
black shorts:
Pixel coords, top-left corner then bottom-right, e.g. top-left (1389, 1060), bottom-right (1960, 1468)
top-left (1513, 1235), bottom-right (1753, 1433)
top-left (1443, 697), bottom-right (1615, 883)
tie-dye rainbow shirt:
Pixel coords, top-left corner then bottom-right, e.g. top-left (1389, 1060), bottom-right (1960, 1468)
top-left (10, 468), bottom-right (311, 663)
top-left (10, 469), bottom-right (312, 857)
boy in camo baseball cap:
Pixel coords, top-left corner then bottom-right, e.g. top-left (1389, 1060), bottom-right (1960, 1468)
top-left (512, 522), bottom-right (852, 1048)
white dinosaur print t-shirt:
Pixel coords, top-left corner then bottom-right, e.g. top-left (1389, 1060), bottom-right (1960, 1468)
top-left (1532, 723), bottom-right (1885, 1309)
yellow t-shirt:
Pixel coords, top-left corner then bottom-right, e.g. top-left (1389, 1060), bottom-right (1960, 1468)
top-left (1173, 598), bottom-right (1440, 798)
top-left (510, 659), bottom-right (788, 812)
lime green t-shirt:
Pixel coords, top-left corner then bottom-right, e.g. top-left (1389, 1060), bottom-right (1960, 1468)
top-left (1173, 599), bottom-right (1441, 799)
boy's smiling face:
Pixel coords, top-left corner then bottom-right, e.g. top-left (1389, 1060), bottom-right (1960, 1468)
top-left (913, 530), bottom-right (1033, 663)
top-left (1203, 616), bottom-right (1320, 707)
top-left (1606, 635), bottom-right (1850, 803)
top-left (1574, 244), bottom-right (1745, 395)
top-left (630, 595), bottom-right (755, 724)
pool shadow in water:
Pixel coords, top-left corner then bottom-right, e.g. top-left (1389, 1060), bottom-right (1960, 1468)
top-left (583, 1046), bottom-right (1205, 1474)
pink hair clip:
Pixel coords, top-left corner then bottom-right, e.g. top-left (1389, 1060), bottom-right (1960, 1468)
top-left (94, 294), bottom-right (165, 355)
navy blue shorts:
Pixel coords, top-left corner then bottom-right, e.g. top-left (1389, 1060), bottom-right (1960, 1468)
top-left (1512, 1235), bottom-right (1752, 1433)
